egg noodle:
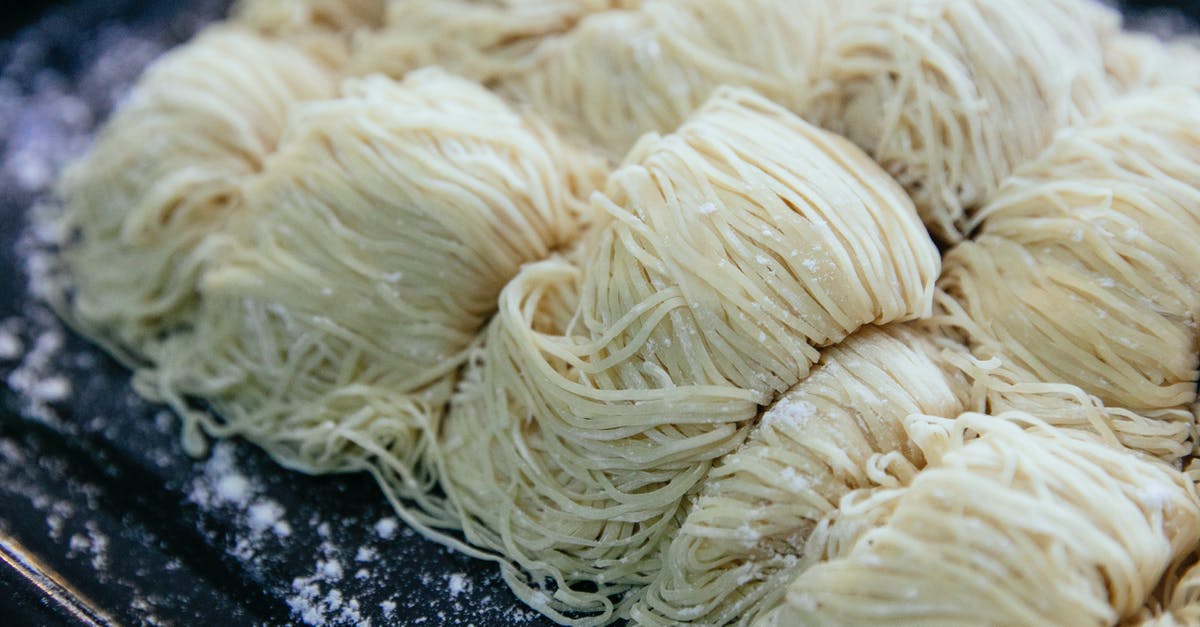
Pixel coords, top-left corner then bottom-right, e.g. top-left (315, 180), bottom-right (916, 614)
top-left (49, 0), bottom-right (1200, 625)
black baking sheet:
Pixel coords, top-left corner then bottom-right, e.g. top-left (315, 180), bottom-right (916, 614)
top-left (1, 1), bottom-right (1197, 625)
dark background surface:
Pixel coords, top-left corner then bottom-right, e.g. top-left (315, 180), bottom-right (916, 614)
top-left (1, 1), bottom-right (1199, 626)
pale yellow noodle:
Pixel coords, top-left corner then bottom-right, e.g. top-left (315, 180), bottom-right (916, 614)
top-left (437, 87), bottom-right (938, 624)
top-left (1104, 31), bottom-right (1200, 94)
top-left (59, 27), bottom-right (337, 359)
top-left (357, 0), bottom-right (1117, 242)
top-left (938, 238), bottom-right (1197, 429)
top-left (941, 349), bottom-right (1193, 462)
top-left (936, 87), bottom-right (1200, 444)
top-left (760, 412), bottom-right (1200, 627)
top-left (54, 5), bottom-right (1200, 627)
top-left (354, 0), bottom-right (838, 160)
top-left (1135, 558), bottom-right (1200, 625)
top-left (802, 0), bottom-right (1117, 242)
top-left (631, 323), bottom-right (968, 626)
top-left (351, 0), bottom-right (636, 83)
top-left (231, 0), bottom-right (386, 66)
top-left (232, 0), bottom-right (385, 31)
top-left (133, 70), bottom-right (601, 515)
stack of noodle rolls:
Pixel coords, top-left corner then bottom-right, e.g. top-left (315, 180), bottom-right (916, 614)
top-left (437, 87), bottom-right (939, 622)
top-left (51, 0), bottom-right (1200, 625)
top-left (631, 324), bottom-right (970, 626)
top-left (60, 28), bottom-right (605, 514)
top-left (353, 0), bottom-right (1118, 243)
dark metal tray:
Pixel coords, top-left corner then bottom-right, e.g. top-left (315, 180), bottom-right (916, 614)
top-left (0, 1), bottom-right (1196, 625)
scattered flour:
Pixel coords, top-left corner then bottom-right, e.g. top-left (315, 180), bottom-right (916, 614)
top-left (791, 593), bottom-right (818, 612)
top-left (5, 324), bottom-right (70, 425)
top-left (355, 546), bottom-right (377, 562)
top-left (32, 375), bottom-right (70, 401)
top-left (153, 410), bottom-right (173, 434)
top-left (447, 572), bottom-right (473, 599)
top-left (179, 440), bottom-right (533, 625)
top-left (374, 517), bottom-right (398, 540)
top-left (735, 523), bottom-right (762, 549)
top-left (1138, 482), bottom-right (1176, 509)
top-left (188, 442), bottom-right (293, 547)
top-left (779, 467), bottom-right (810, 493)
top-left (319, 558), bottom-right (344, 581)
top-left (247, 501), bottom-right (291, 537)
top-left (735, 562), bottom-right (762, 586)
top-left (215, 474), bottom-right (251, 504)
top-left (286, 541), bottom-right (364, 627)
top-left (72, 520), bottom-right (109, 573)
top-left (763, 396), bottom-right (818, 430)
top-left (0, 327), bottom-right (22, 360)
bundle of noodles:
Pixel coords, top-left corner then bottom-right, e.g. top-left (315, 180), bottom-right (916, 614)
top-left (351, 0), bottom-right (637, 85)
top-left (1104, 31), bottom-right (1200, 94)
top-left (945, 352), bottom-right (1193, 462)
top-left (801, 0), bottom-right (1117, 242)
top-left (936, 87), bottom-right (1200, 455)
top-left (232, 0), bottom-right (385, 30)
top-left (1138, 559), bottom-right (1200, 625)
top-left (57, 27), bottom-right (337, 360)
top-left (937, 237), bottom-right (1198, 459)
top-left (436, 87), bottom-right (939, 623)
top-left (135, 69), bottom-right (602, 513)
top-left (630, 324), bottom-right (968, 626)
top-left (354, 0), bottom-right (838, 160)
top-left (231, 0), bottom-right (387, 66)
top-left (758, 412), bottom-right (1200, 626)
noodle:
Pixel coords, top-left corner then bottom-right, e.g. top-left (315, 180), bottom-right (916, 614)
top-left (434, 87), bottom-right (938, 623)
top-left (58, 27), bottom-right (337, 360)
top-left (352, 0), bottom-right (636, 83)
top-left (52, 3), bottom-right (1200, 626)
top-left (1105, 31), bottom-right (1200, 94)
top-left (133, 69), bottom-right (602, 510)
top-left (760, 412), bottom-right (1200, 626)
top-left (937, 237), bottom-right (1197, 436)
top-left (1139, 560), bottom-right (1200, 625)
top-left (802, 0), bottom-right (1117, 243)
top-left (631, 324), bottom-right (968, 626)
top-left (232, 0), bottom-right (385, 31)
top-left (231, 0), bottom-right (386, 66)
top-left (354, 0), bottom-right (838, 160)
top-left (936, 87), bottom-right (1200, 445)
top-left (943, 351), bottom-right (1193, 462)
top-left (357, 0), bottom-right (1117, 242)
top-left (937, 237), bottom-right (1198, 457)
